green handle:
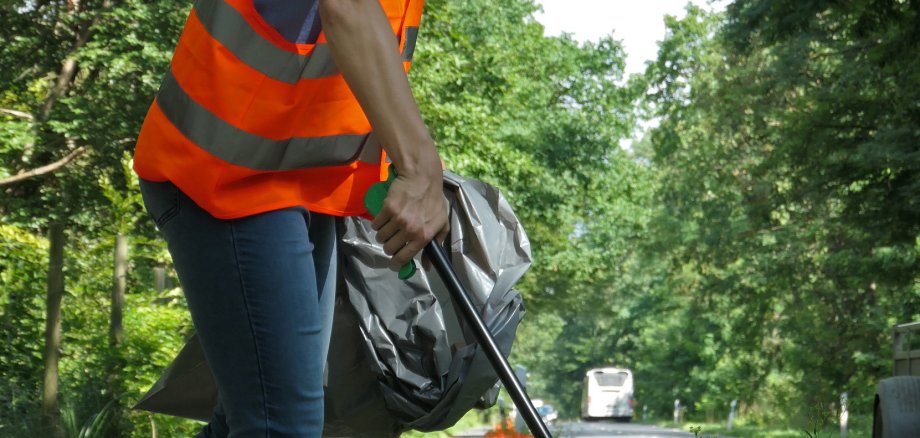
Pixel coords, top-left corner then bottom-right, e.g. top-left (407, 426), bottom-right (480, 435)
top-left (363, 167), bottom-right (418, 280)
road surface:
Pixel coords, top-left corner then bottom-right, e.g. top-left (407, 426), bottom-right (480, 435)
top-left (455, 421), bottom-right (698, 437)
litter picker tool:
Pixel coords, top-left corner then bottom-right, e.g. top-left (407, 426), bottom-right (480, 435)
top-left (365, 168), bottom-right (552, 438)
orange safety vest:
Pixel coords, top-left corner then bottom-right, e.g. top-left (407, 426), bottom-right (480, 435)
top-left (133, 0), bottom-right (424, 219)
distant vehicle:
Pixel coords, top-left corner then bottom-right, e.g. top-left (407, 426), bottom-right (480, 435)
top-left (873, 322), bottom-right (920, 437)
top-left (536, 404), bottom-right (558, 424)
top-left (581, 367), bottom-right (635, 421)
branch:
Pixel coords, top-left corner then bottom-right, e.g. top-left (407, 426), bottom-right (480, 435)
top-left (0, 108), bottom-right (35, 122)
top-left (0, 108), bottom-right (35, 121)
top-left (0, 146), bottom-right (87, 186)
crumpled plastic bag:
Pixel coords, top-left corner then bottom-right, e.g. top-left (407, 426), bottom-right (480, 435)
top-left (134, 171), bottom-right (531, 436)
top-left (324, 171), bottom-right (530, 436)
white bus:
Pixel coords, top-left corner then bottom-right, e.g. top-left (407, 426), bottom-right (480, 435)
top-left (581, 367), bottom-right (635, 421)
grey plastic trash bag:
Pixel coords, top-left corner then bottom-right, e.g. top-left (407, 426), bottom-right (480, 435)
top-left (134, 171), bottom-right (531, 435)
top-left (132, 334), bottom-right (216, 422)
top-left (324, 171), bottom-right (530, 436)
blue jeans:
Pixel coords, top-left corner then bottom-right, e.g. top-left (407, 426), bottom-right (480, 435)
top-left (139, 179), bottom-right (336, 437)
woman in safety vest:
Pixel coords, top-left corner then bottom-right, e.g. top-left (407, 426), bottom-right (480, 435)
top-left (133, 0), bottom-right (448, 435)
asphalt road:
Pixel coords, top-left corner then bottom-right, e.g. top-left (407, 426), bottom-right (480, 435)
top-left (550, 421), bottom-right (696, 437)
top-left (455, 421), bottom-right (698, 438)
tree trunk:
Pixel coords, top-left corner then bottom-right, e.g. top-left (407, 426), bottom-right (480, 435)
top-left (150, 413), bottom-right (158, 438)
top-left (108, 234), bottom-right (128, 435)
top-left (42, 223), bottom-right (65, 438)
top-left (110, 234), bottom-right (127, 347)
top-left (38, 56), bottom-right (79, 123)
top-left (154, 266), bottom-right (166, 292)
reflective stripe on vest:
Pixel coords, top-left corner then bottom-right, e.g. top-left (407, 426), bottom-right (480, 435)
top-left (157, 71), bottom-right (382, 171)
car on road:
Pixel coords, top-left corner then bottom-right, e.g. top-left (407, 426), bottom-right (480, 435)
top-left (873, 321), bottom-right (920, 437)
top-left (536, 403), bottom-right (558, 424)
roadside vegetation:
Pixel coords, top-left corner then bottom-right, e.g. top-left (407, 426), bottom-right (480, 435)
top-left (674, 414), bottom-right (872, 438)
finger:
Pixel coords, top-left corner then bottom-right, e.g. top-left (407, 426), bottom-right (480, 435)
top-left (382, 231), bottom-right (411, 256)
top-left (436, 224), bottom-right (449, 246)
top-left (374, 219), bottom-right (400, 244)
top-left (392, 239), bottom-right (424, 267)
top-left (370, 204), bottom-right (393, 230)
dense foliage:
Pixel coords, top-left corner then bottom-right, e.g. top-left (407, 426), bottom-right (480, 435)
top-left (630, 0), bottom-right (920, 424)
top-left (1, 0), bottom-right (917, 435)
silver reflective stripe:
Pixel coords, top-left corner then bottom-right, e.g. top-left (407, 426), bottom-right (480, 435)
top-left (195, 0), bottom-right (337, 83)
top-left (195, 0), bottom-right (419, 83)
top-left (402, 26), bottom-right (419, 61)
top-left (357, 132), bottom-right (382, 164)
top-left (157, 70), bottom-right (380, 171)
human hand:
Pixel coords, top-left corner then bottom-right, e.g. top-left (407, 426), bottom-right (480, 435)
top-left (370, 167), bottom-right (449, 268)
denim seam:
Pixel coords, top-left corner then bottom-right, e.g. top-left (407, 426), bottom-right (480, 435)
top-left (157, 185), bottom-right (181, 227)
top-left (229, 222), bottom-right (271, 437)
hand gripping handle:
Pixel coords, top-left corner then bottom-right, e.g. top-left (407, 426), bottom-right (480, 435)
top-left (363, 167), bottom-right (418, 280)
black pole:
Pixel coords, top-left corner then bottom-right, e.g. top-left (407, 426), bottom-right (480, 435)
top-left (425, 242), bottom-right (552, 438)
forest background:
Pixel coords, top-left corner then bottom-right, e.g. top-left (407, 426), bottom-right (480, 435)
top-left (1, 0), bottom-right (918, 436)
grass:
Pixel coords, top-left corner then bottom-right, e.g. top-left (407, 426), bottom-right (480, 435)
top-left (401, 409), bottom-right (496, 437)
top-left (655, 414), bottom-right (872, 438)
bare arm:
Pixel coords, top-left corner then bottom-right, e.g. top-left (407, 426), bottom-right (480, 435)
top-left (319, 0), bottom-right (448, 266)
